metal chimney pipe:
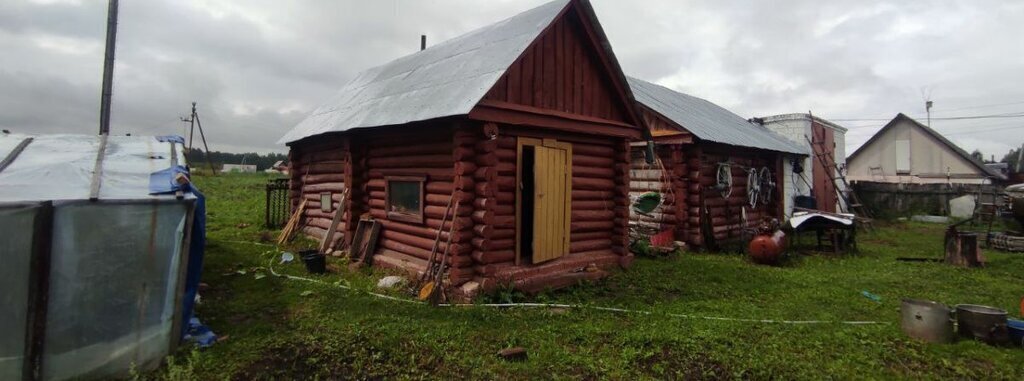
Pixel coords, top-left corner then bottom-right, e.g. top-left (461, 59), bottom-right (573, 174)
top-left (421, 35), bottom-right (426, 51)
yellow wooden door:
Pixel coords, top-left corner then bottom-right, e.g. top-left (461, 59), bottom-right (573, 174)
top-left (532, 145), bottom-right (569, 263)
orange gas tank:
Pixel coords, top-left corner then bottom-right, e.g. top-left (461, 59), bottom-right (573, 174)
top-left (749, 233), bottom-right (783, 265)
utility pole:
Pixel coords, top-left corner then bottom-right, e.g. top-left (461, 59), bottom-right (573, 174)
top-left (180, 102), bottom-right (217, 175)
top-left (925, 100), bottom-right (933, 128)
top-left (98, 0), bottom-right (118, 135)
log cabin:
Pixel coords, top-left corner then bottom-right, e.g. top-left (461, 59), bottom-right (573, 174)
top-left (278, 0), bottom-right (648, 295)
top-left (625, 77), bottom-right (808, 249)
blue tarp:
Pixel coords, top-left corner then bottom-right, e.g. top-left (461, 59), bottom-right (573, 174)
top-left (155, 135), bottom-right (186, 144)
top-left (148, 165), bottom-right (189, 195)
top-left (180, 186), bottom-right (208, 341)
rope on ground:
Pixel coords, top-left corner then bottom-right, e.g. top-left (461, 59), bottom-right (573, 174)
top-left (261, 253), bottom-right (888, 326)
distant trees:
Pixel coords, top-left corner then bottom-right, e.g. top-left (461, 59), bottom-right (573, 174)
top-left (970, 149), bottom-right (985, 163)
top-left (185, 149), bottom-right (287, 171)
top-left (1002, 147), bottom-right (1022, 174)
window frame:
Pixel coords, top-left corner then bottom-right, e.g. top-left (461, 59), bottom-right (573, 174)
top-left (384, 175), bottom-right (426, 224)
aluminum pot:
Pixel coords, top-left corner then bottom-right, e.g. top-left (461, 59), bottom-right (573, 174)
top-left (956, 304), bottom-right (1009, 345)
top-left (901, 299), bottom-right (955, 343)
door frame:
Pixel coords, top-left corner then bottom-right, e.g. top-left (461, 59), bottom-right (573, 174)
top-left (515, 137), bottom-right (573, 265)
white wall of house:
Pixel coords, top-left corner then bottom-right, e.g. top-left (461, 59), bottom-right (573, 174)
top-left (760, 113), bottom-right (849, 215)
top-left (847, 118), bottom-right (990, 184)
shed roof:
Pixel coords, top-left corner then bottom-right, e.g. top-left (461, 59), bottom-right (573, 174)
top-left (279, 0), bottom-right (574, 144)
top-left (626, 77), bottom-right (807, 155)
top-left (0, 134), bottom-right (189, 202)
top-left (848, 113), bottom-right (1004, 179)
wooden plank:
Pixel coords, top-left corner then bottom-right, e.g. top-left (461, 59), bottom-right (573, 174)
top-left (0, 137), bottom-right (33, 173)
top-left (89, 134), bottom-right (109, 201)
top-left (319, 189), bottom-right (348, 253)
top-left (554, 18), bottom-right (564, 112)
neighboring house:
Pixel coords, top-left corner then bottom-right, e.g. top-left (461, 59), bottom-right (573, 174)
top-left (221, 164), bottom-right (257, 173)
top-left (757, 113), bottom-right (849, 214)
top-left (279, 0), bottom-right (646, 295)
top-left (626, 77), bottom-right (806, 248)
top-left (265, 160), bottom-right (289, 174)
top-left (847, 113), bottom-right (1004, 185)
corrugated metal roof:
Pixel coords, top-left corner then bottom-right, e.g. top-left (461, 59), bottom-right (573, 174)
top-left (627, 77), bottom-right (807, 155)
top-left (279, 0), bottom-right (571, 144)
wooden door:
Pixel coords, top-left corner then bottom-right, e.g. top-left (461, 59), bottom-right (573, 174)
top-left (517, 138), bottom-right (572, 264)
top-left (811, 122), bottom-right (837, 212)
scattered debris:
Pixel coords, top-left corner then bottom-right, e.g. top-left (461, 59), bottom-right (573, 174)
top-left (259, 231), bottom-right (274, 242)
top-left (377, 276), bottom-right (406, 289)
top-left (236, 223), bottom-right (251, 229)
top-left (300, 290), bottom-right (314, 297)
top-left (459, 281), bottom-right (481, 300)
top-left (280, 251), bottom-right (295, 264)
top-left (861, 290), bottom-right (882, 303)
top-left (497, 347), bottom-right (528, 361)
top-left (254, 273), bottom-right (266, 280)
top-left (184, 317), bottom-right (218, 348)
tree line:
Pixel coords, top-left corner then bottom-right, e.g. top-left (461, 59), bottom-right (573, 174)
top-left (185, 149), bottom-right (287, 171)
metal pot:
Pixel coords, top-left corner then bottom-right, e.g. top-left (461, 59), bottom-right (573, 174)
top-left (956, 304), bottom-right (1009, 345)
top-left (901, 299), bottom-right (955, 343)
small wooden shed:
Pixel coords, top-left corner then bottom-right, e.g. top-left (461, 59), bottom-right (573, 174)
top-left (625, 77), bottom-right (807, 248)
top-left (279, 0), bottom-right (646, 294)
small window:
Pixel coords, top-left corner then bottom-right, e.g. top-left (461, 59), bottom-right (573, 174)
top-left (385, 176), bottom-right (425, 223)
top-left (320, 192), bottom-right (332, 213)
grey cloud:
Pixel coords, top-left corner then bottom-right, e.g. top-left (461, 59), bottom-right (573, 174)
top-left (1, 0), bottom-right (1021, 156)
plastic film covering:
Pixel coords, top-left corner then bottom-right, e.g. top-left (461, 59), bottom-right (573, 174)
top-left (0, 134), bottom-right (186, 203)
top-left (41, 200), bottom-right (189, 380)
top-left (0, 205), bottom-right (39, 381)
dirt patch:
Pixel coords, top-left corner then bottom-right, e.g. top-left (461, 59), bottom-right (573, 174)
top-left (233, 341), bottom-right (372, 381)
top-left (638, 347), bottom-right (731, 380)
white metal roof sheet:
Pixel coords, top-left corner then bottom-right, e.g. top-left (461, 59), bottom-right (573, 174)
top-left (279, 0), bottom-right (571, 144)
top-left (627, 77), bottom-right (808, 155)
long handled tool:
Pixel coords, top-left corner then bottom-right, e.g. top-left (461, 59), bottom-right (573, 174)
top-left (419, 193), bottom-right (456, 284)
top-left (428, 199), bottom-right (461, 305)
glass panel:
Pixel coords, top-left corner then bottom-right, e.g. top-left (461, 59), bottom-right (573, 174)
top-left (0, 205), bottom-right (38, 381)
top-left (388, 181), bottom-right (421, 215)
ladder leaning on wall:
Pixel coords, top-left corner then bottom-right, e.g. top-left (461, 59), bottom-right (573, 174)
top-left (804, 134), bottom-right (874, 231)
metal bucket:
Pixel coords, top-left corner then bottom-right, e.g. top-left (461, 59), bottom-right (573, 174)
top-left (901, 299), bottom-right (955, 343)
top-left (956, 304), bottom-right (1009, 345)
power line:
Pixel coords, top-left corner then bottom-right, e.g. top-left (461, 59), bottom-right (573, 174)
top-left (830, 111), bottom-right (1024, 122)
top-left (931, 100), bottom-right (1024, 113)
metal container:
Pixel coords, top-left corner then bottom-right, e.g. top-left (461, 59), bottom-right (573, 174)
top-left (901, 299), bottom-right (955, 343)
top-left (956, 304), bottom-right (1009, 345)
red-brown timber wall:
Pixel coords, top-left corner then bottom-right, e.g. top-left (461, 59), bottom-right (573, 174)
top-left (685, 144), bottom-right (784, 247)
top-left (358, 125), bottom-right (477, 286)
top-left (482, 7), bottom-right (629, 124)
top-left (470, 125), bottom-right (629, 291)
top-left (628, 144), bottom-right (689, 241)
top-left (288, 136), bottom-right (355, 249)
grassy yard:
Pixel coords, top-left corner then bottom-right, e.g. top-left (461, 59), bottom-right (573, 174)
top-left (146, 173), bottom-right (1024, 380)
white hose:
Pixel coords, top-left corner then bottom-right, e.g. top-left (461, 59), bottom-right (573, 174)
top-left (263, 253), bottom-right (888, 326)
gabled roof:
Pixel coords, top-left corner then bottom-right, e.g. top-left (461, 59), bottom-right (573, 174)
top-left (848, 113), bottom-right (1003, 179)
top-left (281, 0), bottom-right (585, 144)
top-left (626, 77), bottom-right (807, 155)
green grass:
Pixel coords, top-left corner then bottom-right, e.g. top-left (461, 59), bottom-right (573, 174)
top-left (144, 173), bottom-right (1024, 380)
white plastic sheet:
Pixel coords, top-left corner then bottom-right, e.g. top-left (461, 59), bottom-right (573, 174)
top-left (41, 201), bottom-right (189, 380)
top-left (0, 205), bottom-right (38, 381)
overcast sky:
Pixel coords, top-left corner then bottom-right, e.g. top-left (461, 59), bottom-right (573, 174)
top-left (2, 0), bottom-right (1023, 158)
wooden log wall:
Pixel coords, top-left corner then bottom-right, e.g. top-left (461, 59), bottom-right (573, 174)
top-left (288, 137), bottom-right (353, 248)
top-left (363, 127), bottom-right (477, 286)
top-left (628, 145), bottom-right (688, 241)
top-left (685, 146), bottom-right (783, 247)
top-left (472, 126), bottom-right (630, 280)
